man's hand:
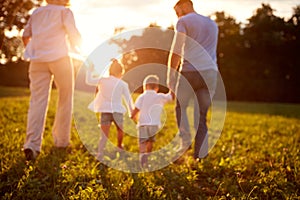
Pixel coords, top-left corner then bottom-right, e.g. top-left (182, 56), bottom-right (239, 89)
top-left (167, 67), bottom-right (177, 92)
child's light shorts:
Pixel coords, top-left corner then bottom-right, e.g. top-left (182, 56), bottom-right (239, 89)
top-left (138, 125), bottom-right (159, 143)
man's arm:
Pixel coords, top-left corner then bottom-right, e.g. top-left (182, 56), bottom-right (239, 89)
top-left (22, 36), bottom-right (31, 47)
top-left (167, 31), bottom-right (186, 91)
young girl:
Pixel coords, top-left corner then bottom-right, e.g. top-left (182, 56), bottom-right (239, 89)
top-left (86, 59), bottom-right (133, 160)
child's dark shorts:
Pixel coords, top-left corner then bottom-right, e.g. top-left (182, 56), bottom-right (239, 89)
top-left (100, 112), bottom-right (123, 128)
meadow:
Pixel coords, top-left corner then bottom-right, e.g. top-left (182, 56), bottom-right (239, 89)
top-left (0, 86), bottom-right (299, 199)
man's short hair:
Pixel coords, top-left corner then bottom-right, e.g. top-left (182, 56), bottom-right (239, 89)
top-left (175, 0), bottom-right (193, 7)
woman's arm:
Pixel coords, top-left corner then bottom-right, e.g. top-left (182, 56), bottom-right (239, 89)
top-left (63, 8), bottom-right (82, 52)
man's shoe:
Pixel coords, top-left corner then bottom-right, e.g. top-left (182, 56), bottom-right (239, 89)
top-left (24, 148), bottom-right (39, 161)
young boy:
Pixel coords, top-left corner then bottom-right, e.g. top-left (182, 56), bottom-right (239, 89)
top-left (86, 59), bottom-right (133, 160)
top-left (131, 75), bottom-right (174, 167)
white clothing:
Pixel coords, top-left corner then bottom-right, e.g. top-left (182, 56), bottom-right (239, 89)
top-left (135, 90), bottom-right (172, 127)
top-left (86, 71), bottom-right (133, 114)
top-left (24, 57), bottom-right (74, 152)
top-left (23, 4), bottom-right (81, 62)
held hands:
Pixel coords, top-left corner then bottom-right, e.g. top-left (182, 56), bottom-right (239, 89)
top-left (130, 108), bottom-right (139, 124)
top-left (169, 90), bottom-right (176, 100)
top-left (131, 114), bottom-right (138, 124)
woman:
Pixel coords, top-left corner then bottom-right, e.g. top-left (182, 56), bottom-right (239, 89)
top-left (22, 0), bottom-right (82, 161)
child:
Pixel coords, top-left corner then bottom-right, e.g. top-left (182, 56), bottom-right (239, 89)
top-left (86, 59), bottom-right (133, 160)
top-left (131, 75), bottom-right (174, 167)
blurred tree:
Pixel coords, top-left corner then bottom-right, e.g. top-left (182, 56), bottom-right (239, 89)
top-left (0, 0), bottom-right (42, 63)
top-left (285, 5), bottom-right (300, 101)
top-left (214, 11), bottom-right (242, 59)
top-left (110, 24), bottom-right (174, 92)
top-left (213, 11), bottom-right (243, 70)
top-left (243, 3), bottom-right (286, 53)
top-left (238, 3), bottom-right (299, 102)
top-left (212, 11), bottom-right (245, 101)
top-left (289, 5), bottom-right (300, 27)
top-left (286, 5), bottom-right (300, 57)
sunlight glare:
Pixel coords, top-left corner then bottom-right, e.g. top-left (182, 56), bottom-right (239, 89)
top-left (80, 34), bottom-right (100, 56)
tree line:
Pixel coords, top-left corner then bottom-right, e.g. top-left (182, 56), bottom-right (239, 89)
top-left (0, 2), bottom-right (299, 103)
top-left (216, 4), bottom-right (300, 103)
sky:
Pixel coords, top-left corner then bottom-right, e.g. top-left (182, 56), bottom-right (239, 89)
top-left (69, 0), bottom-right (300, 55)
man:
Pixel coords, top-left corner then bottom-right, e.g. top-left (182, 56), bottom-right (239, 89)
top-left (168, 0), bottom-right (219, 159)
top-left (22, 0), bottom-right (81, 161)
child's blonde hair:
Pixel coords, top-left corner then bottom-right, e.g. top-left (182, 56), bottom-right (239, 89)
top-left (143, 75), bottom-right (159, 90)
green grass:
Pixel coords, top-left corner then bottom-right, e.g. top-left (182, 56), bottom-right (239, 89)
top-left (0, 86), bottom-right (299, 199)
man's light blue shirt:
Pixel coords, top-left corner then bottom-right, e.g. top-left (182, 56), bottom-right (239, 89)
top-left (176, 12), bottom-right (219, 72)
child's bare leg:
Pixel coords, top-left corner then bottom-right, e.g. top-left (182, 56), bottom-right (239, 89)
top-left (146, 141), bottom-right (153, 153)
top-left (97, 124), bottom-right (110, 159)
top-left (116, 126), bottom-right (124, 149)
top-left (139, 141), bottom-right (147, 154)
top-left (139, 141), bottom-right (148, 167)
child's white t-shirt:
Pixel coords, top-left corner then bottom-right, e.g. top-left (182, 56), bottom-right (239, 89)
top-left (135, 90), bottom-right (172, 127)
top-left (86, 72), bottom-right (133, 114)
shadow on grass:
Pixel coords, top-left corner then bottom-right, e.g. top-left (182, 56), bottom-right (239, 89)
top-left (0, 147), bottom-right (69, 199)
top-left (0, 157), bottom-right (28, 199)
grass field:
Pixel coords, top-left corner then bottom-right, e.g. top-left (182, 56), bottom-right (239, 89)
top-left (0, 86), bottom-right (299, 199)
